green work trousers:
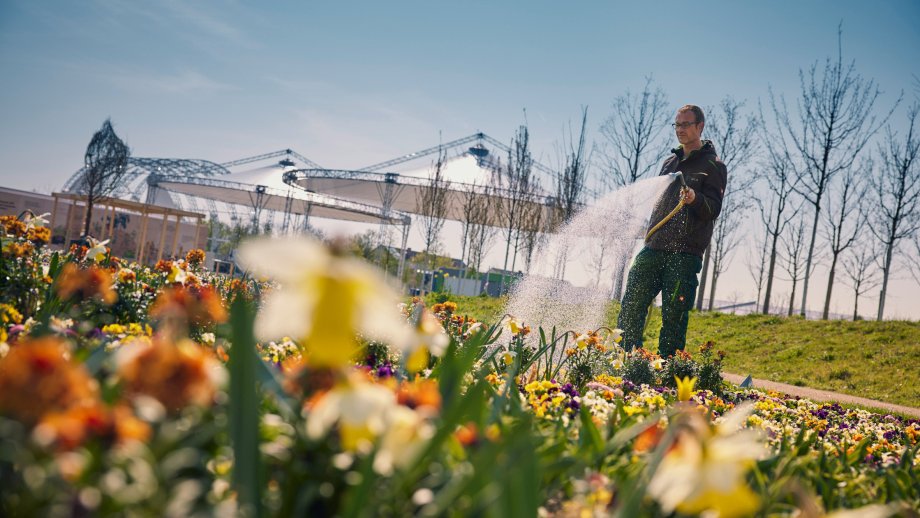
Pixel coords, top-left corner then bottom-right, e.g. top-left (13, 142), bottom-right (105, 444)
top-left (616, 247), bottom-right (703, 358)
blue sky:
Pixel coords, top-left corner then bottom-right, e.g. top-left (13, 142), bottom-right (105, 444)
top-left (1, 0), bottom-right (919, 316)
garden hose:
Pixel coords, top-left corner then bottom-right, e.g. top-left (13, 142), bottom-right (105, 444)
top-left (645, 171), bottom-right (689, 242)
top-left (644, 198), bottom-right (685, 241)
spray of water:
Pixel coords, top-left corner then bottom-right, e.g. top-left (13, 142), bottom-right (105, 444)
top-left (503, 174), bottom-right (676, 352)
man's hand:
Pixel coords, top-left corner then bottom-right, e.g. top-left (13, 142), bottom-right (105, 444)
top-left (680, 187), bottom-right (696, 204)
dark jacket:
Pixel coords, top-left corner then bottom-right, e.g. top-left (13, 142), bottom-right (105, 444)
top-left (645, 140), bottom-right (728, 257)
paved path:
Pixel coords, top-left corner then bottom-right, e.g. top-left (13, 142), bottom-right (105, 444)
top-left (723, 372), bottom-right (920, 419)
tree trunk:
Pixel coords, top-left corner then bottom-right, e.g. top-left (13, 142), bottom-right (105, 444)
top-left (762, 237), bottom-right (779, 314)
top-left (696, 245), bottom-right (711, 310)
top-left (707, 271), bottom-right (718, 311)
top-left (877, 240), bottom-right (894, 321)
top-left (852, 291), bottom-right (859, 322)
top-left (799, 202), bottom-right (821, 316)
top-left (822, 254), bottom-right (839, 320)
top-left (788, 278), bottom-right (798, 317)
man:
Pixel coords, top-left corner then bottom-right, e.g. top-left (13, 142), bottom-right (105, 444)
top-left (616, 105), bottom-right (728, 358)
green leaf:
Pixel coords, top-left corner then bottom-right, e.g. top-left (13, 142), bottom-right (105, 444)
top-left (229, 297), bottom-right (262, 517)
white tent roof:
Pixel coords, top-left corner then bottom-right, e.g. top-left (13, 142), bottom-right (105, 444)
top-left (147, 168), bottom-right (410, 225)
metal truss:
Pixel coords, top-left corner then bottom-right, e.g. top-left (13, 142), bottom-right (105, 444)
top-left (358, 132), bottom-right (557, 178)
top-left (219, 149), bottom-right (323, 170)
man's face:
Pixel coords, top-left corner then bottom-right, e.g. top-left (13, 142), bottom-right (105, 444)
top-left (674, 111), bottom-right (702, 146)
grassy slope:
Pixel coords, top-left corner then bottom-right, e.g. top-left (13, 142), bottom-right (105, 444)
top-left (432, 294), bottom-right (920, 408)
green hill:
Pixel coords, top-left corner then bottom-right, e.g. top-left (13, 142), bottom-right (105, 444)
top-left (430, 294), bottom-right (920, 408)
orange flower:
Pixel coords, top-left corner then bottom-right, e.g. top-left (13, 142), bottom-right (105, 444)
top-left (117, 338), bottom-right (223, 413)
top-left (0, 215), bottom-right (27, 237)
top-left (186, 248), bottom-right (206, 267)
top-left (26, 225), bottom-right (51, 244)
top-left (149, 286), bottom-right (228, 328)
top-left (68, 244), bottom-right (88, 261)
top-left (454, 422), bottom-right (479, 447)
top-left (34, 401), bottom-right (111, 450)
top-left (634, 423), bottom-right (666, 453)
top-left (154, 259), bottom-right (174, 274)
top-left (2, 241), bottom-right (34, 258)
top-left (112, 403), bottom-right (152, 444)
top-left (117, 268), bottom-right (137, 283)
top-left (55, 263), bottom-right (117, 305)
top-left (0, 337), bottom-right (99, 426)
top-left (396, 378), bottom-right (441, 413)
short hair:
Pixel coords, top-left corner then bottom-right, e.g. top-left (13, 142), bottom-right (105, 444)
top-left (677, 105), bottom-right (705, 125)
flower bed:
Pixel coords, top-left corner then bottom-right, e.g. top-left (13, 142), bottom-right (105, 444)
top-left (1, 216), bottom-right (918, 516)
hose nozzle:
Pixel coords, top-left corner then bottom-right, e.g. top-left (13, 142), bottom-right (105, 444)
top-left (670, 171), bottom-right (687, 188)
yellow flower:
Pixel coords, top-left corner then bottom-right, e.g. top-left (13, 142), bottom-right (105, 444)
top-left (575, 333), bottom-right (589, 350)
top-left (238, 237), bottom-right (410, 368)
top-left (648, 404), bottom-right (766, 518)
top-left (676, 376), bottom-right (697, 402)
top-left (505, 317), bottom-right (524, 336)
top-left (501, 350), bottom-right (516, 366)
top-left (651, 358), bottom-right (664, 370)
top-left (85, 237), bottom-right (110, 263)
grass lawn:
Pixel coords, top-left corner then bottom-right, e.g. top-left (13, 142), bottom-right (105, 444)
top-left (429, 294), bottom-right (920, 408)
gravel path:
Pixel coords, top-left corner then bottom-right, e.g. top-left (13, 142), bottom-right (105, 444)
top-left (723, 372), bottom-right (920, 419)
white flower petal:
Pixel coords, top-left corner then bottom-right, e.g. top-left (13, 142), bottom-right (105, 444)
top-left (254, 290), bottom-right (313, 342)
top-left (237, 236), bottom-right (329, 283)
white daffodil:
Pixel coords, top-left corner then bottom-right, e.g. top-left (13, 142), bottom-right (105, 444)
top-left (504, 316), bottom-right (524, 336)
top-left (237, 236), bottom-right (411, 368)
top-left (25, 212), bottom-right (50, 228)
top-left (651, 358), bottom-right (664, 371)
top-left (305, 381), bottom-right (398, 453)
top-left (648, 403), bottom-right (767, 518)
top-left (167, 264), bottom-right (188, 285)
top-left (85, 237), bottom-right (110, 263)
top-left (607, 328), bottom-right (624, 345)
top-left (372, 405), bottom-right (433, 476)
top-left (402, 305), bottom-right (450, 373)
top-left (575, 333), bottom-right (590, 350)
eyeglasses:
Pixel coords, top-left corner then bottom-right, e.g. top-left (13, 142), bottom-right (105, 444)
top-left (672, 121), bottom-right (699, 129)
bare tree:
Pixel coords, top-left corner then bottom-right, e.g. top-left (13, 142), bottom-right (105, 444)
top-left (415, 146), bottom-right (451, 293)
top-left (496, 125), bottom-right (537, 294)
top-left (699, 97), bottom-right (760, 310)
top-left (820, 159), bottom-right (869, 319)
top-left (554, 106), bottom-right (591, 227)
top-left (597, 77), bottom-right (670, 299)
top-left (757, 125), bottom-right (801, 314)
top-left (746, 220), bottom-right (770, 309)
top-left (840, 241), bottom-right (882, 321)
top-left (550, 106), bottom-right (592, 280)
top-left (771, 26), bottom-right (894, 316)
top-left (870, 102), bottom-right (920, 320)
top-left (910, 234), bottom-right (920, 287)
top-left (779, 216), bottom-right (809, 316)
top-left (78, 119), bottom-right (130, 238)
top-left (518, 194), bottom-right (548, 274)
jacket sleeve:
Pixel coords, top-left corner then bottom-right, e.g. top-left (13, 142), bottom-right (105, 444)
top-left (687, 159), bottom-right (727, 220)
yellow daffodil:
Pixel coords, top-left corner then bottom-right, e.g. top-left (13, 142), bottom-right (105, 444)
top-left (501, 350), bottom-right (516, 366)
top-left (85, 237), bottom-right (110, 263)
top-left (238, 236), bottom-right (411, 369)
top-left (676, 376), bottom-right (697, 402)
top-left (575, 333), bottom-right (590, 350)
top-left (608, 328), bottom-right (623, 344)
top-left (167, 264), bottom-right (188, 285)
top-left (505, 317), bottom-right (524, 336)
top-left (651, 358), bottom-right (664, 371)
top-left (648, 403), bottom-right (766, 518)
top-left (402, 305), bottom-right (449, 373)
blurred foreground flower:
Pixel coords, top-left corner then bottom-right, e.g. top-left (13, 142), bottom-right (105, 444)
top-left (116, 337), bottom-right (226, 412)
top-left (305, 377), bottom-right (433, 475)
top-left (647, 403), bottom-right (766, 518)
top-left (55, 263), bottom-right (117, 305)
top-left (0, 337), bottom-right (98, 426)
top-left (238, 236), bottom-right (410, 368)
